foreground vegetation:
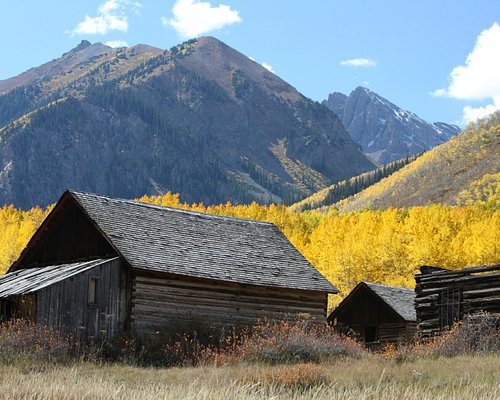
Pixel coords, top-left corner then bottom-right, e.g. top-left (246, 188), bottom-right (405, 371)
top-left (0, 315), bottom-right (498, 400)
top-left (1, 354), bottom-right (498, 400)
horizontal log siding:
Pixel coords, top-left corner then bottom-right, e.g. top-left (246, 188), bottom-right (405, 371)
top-left (415, 264), bottom-right (500, 338)
top-left (378, 322), bottom-right (417, 344)
top-left (131, 274), bottom-right (327, 335)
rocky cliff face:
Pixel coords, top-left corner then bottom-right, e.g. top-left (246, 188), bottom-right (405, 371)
top-left (0, 38), bottom-right (374, 209)
top-left (323, 87), bottom-right (460, 165)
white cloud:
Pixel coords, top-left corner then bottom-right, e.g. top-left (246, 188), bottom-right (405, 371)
top-left (247, 56), bottom-right (275, 73)
top-left (99, 0), bottom-right (119, 14)
top-left (261, 62), bottom-right (275, 74)
top-left (432, 22), bottom-right (500, 123)
top-left (73, 14), bottom-right (128, 35)
top-left (340, 58), bottom-right (377, 68)
top-left (72, 0), bottom-right (141, 36)
top-left (429, 88), bottom-right (447, 97)
top-left (105, 40), bottom-right (129, 48)
top-left (463, 96), bottom-right (500, 123)
top-left (162, 0), bottom-right (241, 38)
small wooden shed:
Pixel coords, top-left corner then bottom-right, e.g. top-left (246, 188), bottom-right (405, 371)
top-left (0, 190), bottom-right (337, 339)
top-left (328, 281), bottom-right (416, 346)
top-left (415, 264), bottom-right (500, 338)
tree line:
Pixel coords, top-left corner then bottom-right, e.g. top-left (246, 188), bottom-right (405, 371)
top-left (2, 193), bottom-right (497, 311)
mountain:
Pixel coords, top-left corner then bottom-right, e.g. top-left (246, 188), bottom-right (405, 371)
top-left (323, 87), bottom-right (460, 165)
top-left (0, 38), bottom-right (375, 209)
top-left (327, 112), bottom-right (500, 212)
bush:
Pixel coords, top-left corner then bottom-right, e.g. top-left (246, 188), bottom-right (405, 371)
top-left (432, 312), bottom-right (500, 357)
top-left (214, 319), bottom-right (365, 365)
top-left (381, 312), bottom-right (500, 362)
top-left (99, 319), bottom-right (364, 367)
top-left (242, 363), bottom-right (328, 390)
top-left (0, 319), bottom-right (74, 364)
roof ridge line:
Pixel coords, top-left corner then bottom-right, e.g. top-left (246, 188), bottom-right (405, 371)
top-left (362, 281), bottom-right (414, 291)
top-left (68, 190), bottom-right (274, 226)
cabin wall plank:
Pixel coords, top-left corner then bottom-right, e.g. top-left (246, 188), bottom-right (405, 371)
top-left (19, 201), bottom-right (116, 268)
top-left (131, 272), bottom-right (327, 335)
top-left (36, 258), bottom-right (126, 339)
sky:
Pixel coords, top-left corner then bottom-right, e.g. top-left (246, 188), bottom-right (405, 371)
top-left (0, 0), bottom-right (499, 126)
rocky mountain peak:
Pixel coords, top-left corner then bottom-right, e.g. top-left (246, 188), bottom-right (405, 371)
top-left (72, 40), bottom-right (92, 52)
top-left (324, 87), bottom-right (460, 165)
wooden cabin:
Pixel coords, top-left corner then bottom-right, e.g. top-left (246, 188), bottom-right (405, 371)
top-left (415, 264), bottom-right (500, 338)
top-left (0, 190), bottom-right (337, 339)
top-left (328, 282), bottom-right (416, 346)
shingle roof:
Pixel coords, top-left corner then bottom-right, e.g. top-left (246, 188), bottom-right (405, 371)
top-left (363, 282), bottom-right (416, 321)
top-left (0, 258), bottom-right (116, 297)
top-left (68, 191), bottom-right (336, 293)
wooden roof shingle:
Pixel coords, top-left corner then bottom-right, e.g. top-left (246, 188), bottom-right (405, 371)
top-left (68, 191), bottom-right (337, 293)
top-left (363, 282), bottom-right (416, 321)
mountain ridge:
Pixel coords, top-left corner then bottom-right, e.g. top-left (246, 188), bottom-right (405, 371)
top-left (323, 86), bottom-right (460, 165)
top-left (0, 37), bottom-right (375, 209)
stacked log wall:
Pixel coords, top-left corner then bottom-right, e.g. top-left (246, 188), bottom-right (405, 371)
top-left (131, 272), bottom-right (328, 336)
top-left (415, 264), bottom-right (500, 338)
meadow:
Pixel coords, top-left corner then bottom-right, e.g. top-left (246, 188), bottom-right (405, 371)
top-left (0, 354), bottom-right (498, 400)
top-left (0, 316), bottom-right (498, 400)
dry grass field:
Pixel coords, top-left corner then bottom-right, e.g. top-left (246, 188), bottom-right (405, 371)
top-left (0, 316), bottom-right (498, 399)
top-left (0, 355), bottom-right (499, 400)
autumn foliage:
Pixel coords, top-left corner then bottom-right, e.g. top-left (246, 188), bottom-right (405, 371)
top-left (0, 192), bottom-right (498, 309)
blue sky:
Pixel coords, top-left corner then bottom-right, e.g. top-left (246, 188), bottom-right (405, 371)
top-left (1, 1), bottom-right (499, 125)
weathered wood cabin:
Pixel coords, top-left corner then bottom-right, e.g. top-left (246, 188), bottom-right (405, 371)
top-left (0, 190), bottom-right (337, 339)
top-left (328, 282), bottom-right (416, 346)
top-left (415, 264), bottom-right (500, 338)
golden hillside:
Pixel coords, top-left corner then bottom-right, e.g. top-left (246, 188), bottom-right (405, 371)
top-left (331, 112), bottom-right (499, 212)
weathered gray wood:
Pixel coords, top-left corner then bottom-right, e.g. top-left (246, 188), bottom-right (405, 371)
top-left (416, 264), bottom-right (500, 281)
top-left (131, 272), bottom-right (327, 334)
top-left (416, 263), bottom-right (500, 338)
top-left (35, 258), bottom-right (126, 340)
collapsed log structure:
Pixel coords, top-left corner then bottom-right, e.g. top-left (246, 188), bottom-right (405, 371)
top-left (415, 264), bottom-right (500, 338)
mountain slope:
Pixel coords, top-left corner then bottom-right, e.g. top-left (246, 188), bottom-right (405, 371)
top-left (0, 38), bottom-right (374, 209)
top-left (330, 112), bottom-right (500, 212)
top-left (324, 87), bottom-right (460, 165)
top-left (289, 155), bottom-right (419, 212)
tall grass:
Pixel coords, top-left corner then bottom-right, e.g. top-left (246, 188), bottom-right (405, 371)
top-left (0, 356), bottom-right (498, 399)
top-left (0, 316), bottom-right (499, 399)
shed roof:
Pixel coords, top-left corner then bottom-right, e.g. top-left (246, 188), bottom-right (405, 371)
top-left (363, 282), bottom-right (416, 321)
top-left (15, 190), bottom-right (336, 293)
top-left (0, 258), bottom-right (116, 297)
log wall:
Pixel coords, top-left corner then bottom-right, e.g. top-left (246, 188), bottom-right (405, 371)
top-left (415, 264), bottom-right (500, 338)
top-left (378, 322), bottom-right (417, 344)
top-left (131, 272), bottom-right (328, 335)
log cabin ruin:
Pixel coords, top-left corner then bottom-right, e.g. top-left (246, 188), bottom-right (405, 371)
top-left (0, 190), bottom-right (337, 339)
top-left (328, 282), bottom-right (416, 347)
top-left (415, 264), bottom-right (500, 338)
